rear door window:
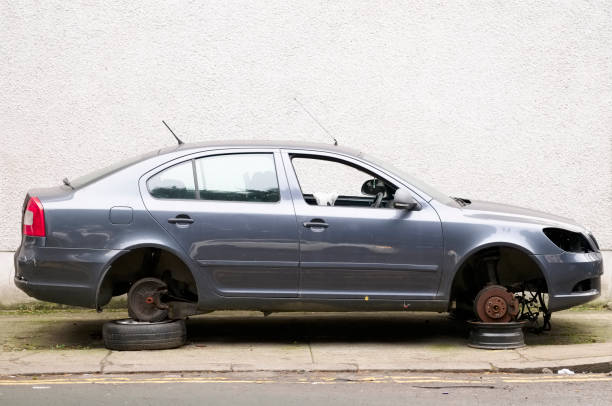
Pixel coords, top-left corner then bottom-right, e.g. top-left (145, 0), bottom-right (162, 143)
top-left (195, 153), bottom-right (280, 202)
top-left (147, 161), bottom-right (197, 199)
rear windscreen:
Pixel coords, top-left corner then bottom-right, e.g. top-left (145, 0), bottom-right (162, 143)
top-left (70, 150), bottom-right (161, 188)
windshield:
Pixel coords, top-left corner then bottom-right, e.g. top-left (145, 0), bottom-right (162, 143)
top-left (70, 150), bottom-right (161, 188)
top-left (361, 153), bottom-right (455, 205)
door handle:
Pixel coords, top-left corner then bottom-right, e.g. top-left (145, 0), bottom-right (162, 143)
top-left (303, 220), bottom-right (329, 229)
top-left (168, 216), bottom-right (194, 224)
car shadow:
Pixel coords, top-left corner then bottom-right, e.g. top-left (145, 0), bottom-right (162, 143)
top-left (14, 310), bottom-right (607, 350)
top-left (185, 311), bottom-right (605, 347)
top-left (186, 312), bottom-right (471, 345)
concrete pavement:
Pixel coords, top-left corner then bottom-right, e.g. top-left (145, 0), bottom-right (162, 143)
top-left (1, 310), bottom-right (612, 375)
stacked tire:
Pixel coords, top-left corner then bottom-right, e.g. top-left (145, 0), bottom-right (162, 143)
top-left (103, 319), bottom-right (186, 351)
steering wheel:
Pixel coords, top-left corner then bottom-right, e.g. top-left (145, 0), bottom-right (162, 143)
top-left (371, 192), bottom-right (384, 208)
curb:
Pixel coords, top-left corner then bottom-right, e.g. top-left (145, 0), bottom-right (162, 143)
top-left (492, 360), bottom-right (612, 374)
top-left (3, 359), bottom-right (612, 377)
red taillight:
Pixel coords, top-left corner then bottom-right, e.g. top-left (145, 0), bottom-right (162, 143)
top-left (23, 197), bottom-right (46, 237)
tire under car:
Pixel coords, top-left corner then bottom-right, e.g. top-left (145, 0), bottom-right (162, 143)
top-left (102, 318), bottom-right (186, 351)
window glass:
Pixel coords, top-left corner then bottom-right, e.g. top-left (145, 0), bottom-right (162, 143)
top-left (291, 156), bottom-right (393, 207)
top-left (71, 150), bottom-right (160, 189)
top-left (361, 152), bottom-right (453, 204)
top-left (147, 161), bottom-right (196, 199)
top-left (195, 154), bottom-right (279, 202)
top-left (292, 157), bottom-right (373, 196)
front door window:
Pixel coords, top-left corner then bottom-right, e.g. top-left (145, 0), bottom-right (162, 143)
top-left (291, 156), bottom-right (395, 208)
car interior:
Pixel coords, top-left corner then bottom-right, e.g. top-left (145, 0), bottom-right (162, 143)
top-left (290, 155), bottom-right (399, 208)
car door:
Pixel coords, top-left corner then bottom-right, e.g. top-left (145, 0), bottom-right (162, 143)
top-left (141, 149), bottom-right (300, 298)
top-left (281, 149), bottom-right (443, 300)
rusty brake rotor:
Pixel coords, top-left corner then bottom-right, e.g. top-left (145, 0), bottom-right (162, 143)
top-left (474, 285), bottom-right (519, 323)
top-left (127, 277), bottom-right (169, 322)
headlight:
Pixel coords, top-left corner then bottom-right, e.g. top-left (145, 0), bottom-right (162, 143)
top-left (543, 228), bottom-right (593, 253)
top-left (587, 232), bottom-right (600, 251)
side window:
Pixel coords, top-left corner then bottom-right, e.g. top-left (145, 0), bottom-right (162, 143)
top-left (291, 156), bottom-right (394, 208)
top-left (195, 153), bottom-right (280, 202)
top-left (147, 160), bottom-right (197, 199)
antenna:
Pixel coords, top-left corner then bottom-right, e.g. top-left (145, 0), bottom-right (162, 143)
top-left (162, 120), bottom-right (184, 145)
top-left (293, 97), bottom-right (338, 146)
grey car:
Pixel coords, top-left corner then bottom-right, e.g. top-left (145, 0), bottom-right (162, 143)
top-left (15, 141), bottom-right (603, 329)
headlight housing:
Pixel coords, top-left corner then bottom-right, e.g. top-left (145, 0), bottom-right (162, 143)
top-left (543, 228), bottom-right (594, 253)
top-left (587, 232), bottom-right (600, 251)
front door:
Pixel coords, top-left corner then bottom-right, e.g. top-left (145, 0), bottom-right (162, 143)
top-left (282, 150), bottom-right (443, 300)
top-left (141, 149), bottom-right (299, 297)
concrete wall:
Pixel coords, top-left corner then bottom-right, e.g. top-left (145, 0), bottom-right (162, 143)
top-left (1, 1), bottom-right (611, 306)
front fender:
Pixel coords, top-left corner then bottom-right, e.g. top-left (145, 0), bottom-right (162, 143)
top-left (432, 201), bottom-right (555, 302)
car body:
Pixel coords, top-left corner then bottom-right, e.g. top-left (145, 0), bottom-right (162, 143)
top-left (14, 141), bottom-right (603, 319)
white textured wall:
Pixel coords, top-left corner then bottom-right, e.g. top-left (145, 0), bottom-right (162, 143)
top-left (1, 1), bottom-right (611, 304)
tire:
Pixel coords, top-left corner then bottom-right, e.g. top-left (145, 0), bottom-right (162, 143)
top-left (103, 318), bottom-right (186, 351)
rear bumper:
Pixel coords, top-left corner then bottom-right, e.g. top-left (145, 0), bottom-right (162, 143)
top-left (534, 251), bottom-right (603, 312)
top-left (14, 238), bottom-right (124, 308)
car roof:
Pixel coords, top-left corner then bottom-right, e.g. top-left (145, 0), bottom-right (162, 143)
top-left (158, 140), bottom-right (363, 158)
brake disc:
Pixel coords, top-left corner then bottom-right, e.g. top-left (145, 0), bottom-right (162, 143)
top-left (127, 277), bottom-right (169, 322)
top-left (474, 285), bottom-right (519, 323)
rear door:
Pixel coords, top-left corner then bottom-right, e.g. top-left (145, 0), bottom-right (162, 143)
top-left (141, 149), bottom-right (300, 297)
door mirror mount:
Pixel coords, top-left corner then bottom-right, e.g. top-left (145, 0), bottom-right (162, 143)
top-left (393, 188), bottom-right (420, 210)
top-left (394, 201), bottom-right (419, 210)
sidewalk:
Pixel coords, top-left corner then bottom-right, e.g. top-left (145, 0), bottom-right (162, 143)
top-left (1, 310), bottom-right (612, 375)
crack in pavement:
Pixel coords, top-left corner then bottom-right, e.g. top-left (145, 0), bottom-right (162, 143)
top-left (99, 350), bottom-right (112, 374)
top-left (514, 349), bottom-right (530, 361)
top-left (308, 342), bottom-right (315, 364)
top-left (6, 352), bottom-right (39, 362)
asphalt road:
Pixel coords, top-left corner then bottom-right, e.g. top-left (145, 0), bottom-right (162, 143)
top-left (2, 372), bottom-right (612, 405)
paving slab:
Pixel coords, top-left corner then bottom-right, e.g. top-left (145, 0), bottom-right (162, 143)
top-left (104, 343), bottom-right (312, 373)
top-left (0, 349), bottom-right (108, 375)
top-left (1, 310), bottom-right (612, 375)
top-left (517, 342), bottom-right (612, 361)
top-left (309, 342), bottom-right (509, 371)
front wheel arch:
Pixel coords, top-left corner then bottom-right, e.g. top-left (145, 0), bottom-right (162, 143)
top-left (448, 243), bottom-right (549, 314)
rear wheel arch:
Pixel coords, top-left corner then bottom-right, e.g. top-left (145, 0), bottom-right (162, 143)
top-left (96, 244), bottom-right (199, 309)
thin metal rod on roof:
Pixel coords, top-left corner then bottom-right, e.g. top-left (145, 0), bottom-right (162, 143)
top-left (162, 120), bottom-right (184, 145)
top-left (293, 97), bottom-right (338, 146)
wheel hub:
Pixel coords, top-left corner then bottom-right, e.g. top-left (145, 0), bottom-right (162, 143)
top-left (127, 277), bottom-right (169, 322)
top-left (485, 296), bottom-right (507, 319)
top-left (474, 285), bottom-right (519, 323)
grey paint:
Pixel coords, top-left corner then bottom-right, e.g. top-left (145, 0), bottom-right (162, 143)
top-left (280, 149), bottom-right (443, 300)
top-left (141, 149), bottom-right (300, 298)
top-left (14, 141), bottom-right (603, 313)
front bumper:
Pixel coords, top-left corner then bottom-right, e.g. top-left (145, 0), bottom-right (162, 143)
top-left (534, 251), bottom-right (603, 312)
top-left (14, 237), bottom-right (123, 308)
